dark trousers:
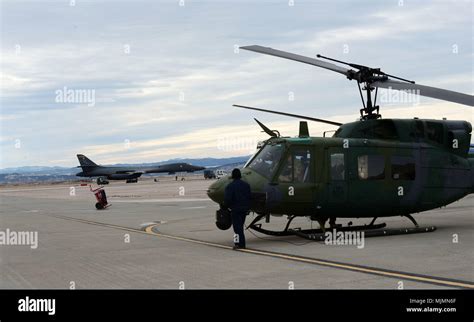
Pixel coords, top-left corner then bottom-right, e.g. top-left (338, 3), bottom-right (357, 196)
top-left (231, 209), bottom-right (247, 247)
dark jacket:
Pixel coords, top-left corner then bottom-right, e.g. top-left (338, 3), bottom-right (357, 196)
top-left (224, 179), bottom-right (251, 212)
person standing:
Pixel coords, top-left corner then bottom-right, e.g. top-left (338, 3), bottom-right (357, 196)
top-left (224, 168), bottom-right (251, 249)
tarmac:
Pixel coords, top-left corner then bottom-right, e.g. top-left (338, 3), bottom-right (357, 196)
top-left (0, 176), bottom-right (473, 289)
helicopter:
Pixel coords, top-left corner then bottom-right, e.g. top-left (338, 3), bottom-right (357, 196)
top-left (207, 45), bottom-right (474, 240)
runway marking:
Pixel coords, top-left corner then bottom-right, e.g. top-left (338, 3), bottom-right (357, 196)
top-left (140, 221), bottom-right (167, 228)
top-left (47, 214), bottom-right (474, 289)
top-left (112, 198), bottom-right (210, 203)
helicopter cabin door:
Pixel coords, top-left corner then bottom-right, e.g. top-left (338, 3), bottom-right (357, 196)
top-left (274, 145), bottom-right (316, 215)
top-left (326, 148), bottom-right (348, 205)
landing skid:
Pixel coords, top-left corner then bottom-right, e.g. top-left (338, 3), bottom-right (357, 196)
top-left (247, 214), bottom-right (436, 240)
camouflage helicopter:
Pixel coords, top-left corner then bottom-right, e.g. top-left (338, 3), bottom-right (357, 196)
top-left (207, 45), bottom-right (474, 240)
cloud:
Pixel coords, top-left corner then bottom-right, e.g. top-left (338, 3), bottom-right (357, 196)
top-left (0, 0), bottom-right (472, 168)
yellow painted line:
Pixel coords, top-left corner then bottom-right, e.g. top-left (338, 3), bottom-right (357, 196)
top-left (144, 225), bottom-right (474, 289)
top-left (144, 225), bottom-right (233, 250)
top-left (237, 248), bottom-right (474, 289)
top-left (49, 215), bottom-right (474, 289)
top-left (49, 215), bottom-right (150, 234)
top-left (48, 215), bottom-right (232, 250)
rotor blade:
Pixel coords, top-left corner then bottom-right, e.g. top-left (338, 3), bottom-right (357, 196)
top-left (372, 79), bottom-right (474, 107)
top-left (233, 104), bottom-right (342, 126)
top-left (254, 118), bottom-right (278, 137)
top-left (240, 45), bottom-right (351, 76)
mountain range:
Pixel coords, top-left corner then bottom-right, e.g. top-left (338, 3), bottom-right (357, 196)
top-left (0, 156), bottom-right (251, 184)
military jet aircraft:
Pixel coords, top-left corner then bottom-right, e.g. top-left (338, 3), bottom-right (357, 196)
top-left (76, 154), bottom-right (205, 184)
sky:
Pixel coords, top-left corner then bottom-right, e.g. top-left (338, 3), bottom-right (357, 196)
top-left (0, 0), bottom-right (472, 168)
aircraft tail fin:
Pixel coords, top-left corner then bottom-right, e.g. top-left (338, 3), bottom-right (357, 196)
top-left (77, 154), bottom-right (98, 169)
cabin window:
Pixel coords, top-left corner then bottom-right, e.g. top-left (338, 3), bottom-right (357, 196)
top-left (278, 154), bottom-right (293, 183)
top-left (330, 153), bottom-right (345, 180)
top-left (358, 155), bottom-right (385, 180)
top-left (278, 148), bottom-right (312, 183)
top-left (426, 121), bottom-right (444, 144)
top-left (391, 156), bottom-right (415, 180)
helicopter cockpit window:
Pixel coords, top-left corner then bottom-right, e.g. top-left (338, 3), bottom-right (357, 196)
top-left (278, 148), bottom-right (312, 183)
top-left (358, 155), bottom-right (385, 180)
top-left (247, 143), bottom-right (285, 179)
top-left (330, 153), bottom-right (345, 180)
top-left (391, 156), bottom-right (415, 180)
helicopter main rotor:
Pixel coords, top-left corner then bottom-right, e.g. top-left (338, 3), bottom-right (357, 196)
top-left (240, 45), bottom-right (473, 120)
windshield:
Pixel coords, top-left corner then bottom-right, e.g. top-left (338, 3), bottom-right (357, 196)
top-left (246, 142), bottom-right (285, 179)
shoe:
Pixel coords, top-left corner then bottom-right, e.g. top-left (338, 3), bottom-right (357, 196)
top-left (233, 245), bottom-right (246, 250)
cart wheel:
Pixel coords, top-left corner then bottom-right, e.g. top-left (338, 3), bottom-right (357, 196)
top-left (95, 202), bottom-right (104, 210)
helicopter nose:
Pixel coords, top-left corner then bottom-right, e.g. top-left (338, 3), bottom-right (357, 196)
top-left (207, 179), bottom-right (225, 204)
top-left (206, 181), bottom-right (219, 202)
